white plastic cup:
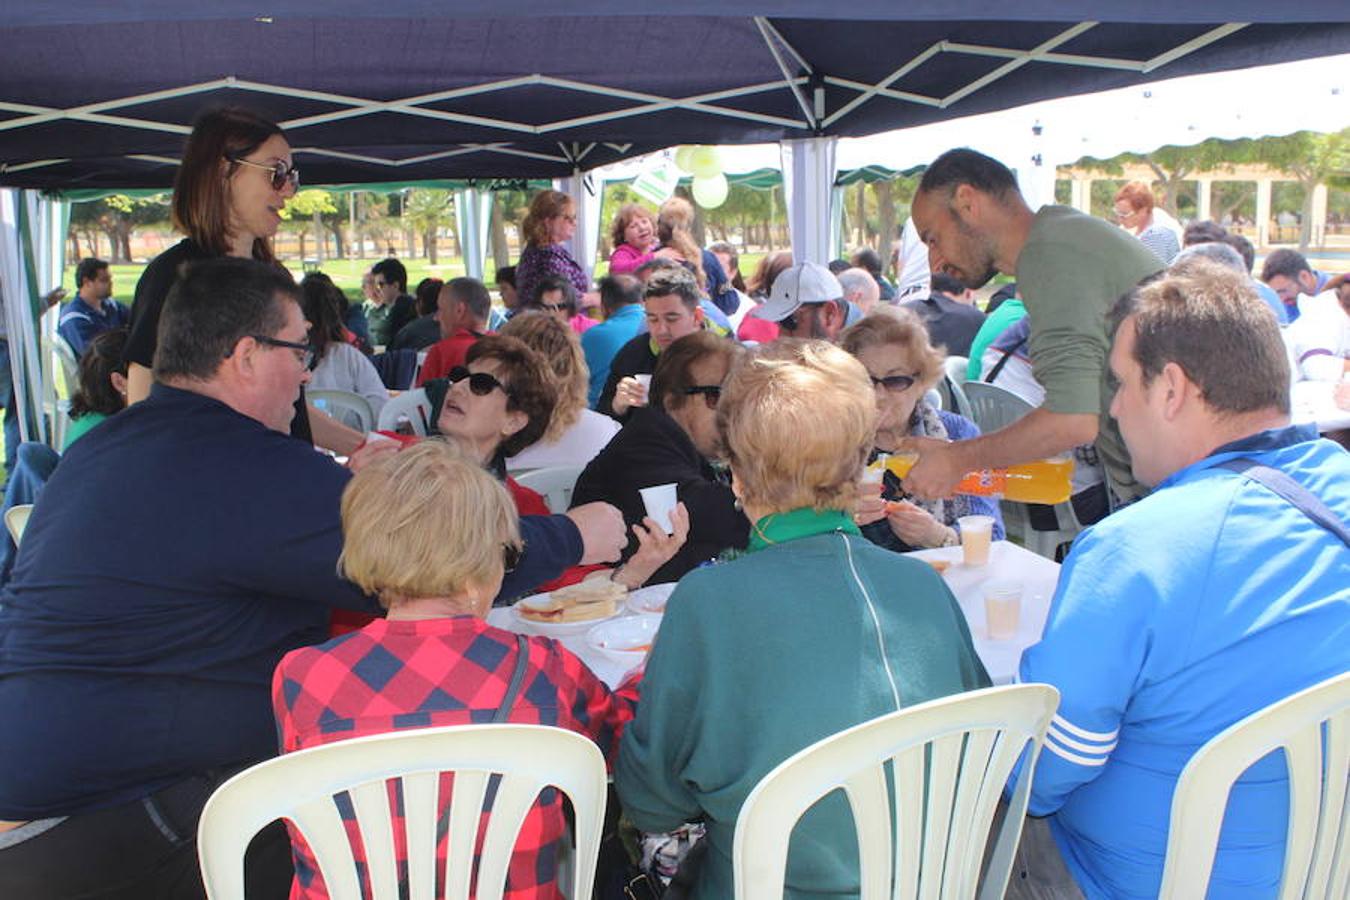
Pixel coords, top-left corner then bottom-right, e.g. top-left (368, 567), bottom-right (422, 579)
top-left (984, 580), bottom-right (1022, 640)
top-left (957, 515), bottom-right (995, 566)
top-left (632, 373), bottom-right (652, 407)
top-left (639, 483), bottom-right (678, 534)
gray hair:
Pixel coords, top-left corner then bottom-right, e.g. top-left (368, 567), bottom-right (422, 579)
top-left (836, 267), bottom-right (876, 301)
top-left (1172, 242), bottom-right (1246, 275)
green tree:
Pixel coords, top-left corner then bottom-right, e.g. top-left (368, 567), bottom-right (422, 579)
top-left (279, 189), bottom-right (338, 261)
top-left (404, 189), bottom-right (456, 264)
top-left (68, 195), bottom-right (169, 263)
top-left (1246, 128), bottom-right (1350, 248)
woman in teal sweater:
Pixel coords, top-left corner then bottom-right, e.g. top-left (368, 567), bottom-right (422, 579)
top-left (615, 339), bottom-right (990, 898)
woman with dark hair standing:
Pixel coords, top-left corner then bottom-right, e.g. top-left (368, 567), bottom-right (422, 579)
top-left (123, 108), bottom-right (362, 453)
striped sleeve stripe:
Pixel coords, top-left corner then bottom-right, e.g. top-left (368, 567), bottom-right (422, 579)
top-left (1050, 713), bottom-right (1118, 743)
top-left (1044, 734), bottom-right (1112, 767)
top-left (1046, 723), bottom-right (1118, 757)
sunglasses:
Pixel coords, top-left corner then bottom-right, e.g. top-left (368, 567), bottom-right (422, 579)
top-left (250, 334), bottom-right (315, 369)
top-left (537, 302), bottom-right (568, 313)
top-left (448, 365), bottom-right (512, 398)
top-left (869, 372), bottom-right (919, 393)
top-left (502, 542), bottom-right (522, 574)
top-left (228, 155), bottom-right (300, 192)
top-left (682, 384), bottom-right (722, 410)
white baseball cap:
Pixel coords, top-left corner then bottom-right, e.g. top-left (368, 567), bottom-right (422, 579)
top-left (752, 262), bottom-right (844, 322)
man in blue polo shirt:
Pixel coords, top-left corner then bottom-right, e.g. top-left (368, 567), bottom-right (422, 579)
top-left (57, 257), bottom-right (129, 356)
top-left (1010, 260), bottom-right (1350, 899)
top-left (582, 273), bottom-right (645, 407)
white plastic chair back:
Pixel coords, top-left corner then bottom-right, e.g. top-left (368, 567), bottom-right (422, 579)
top-left (51, 337), bottom-right (79, 397)
top-left (308, 389), bottom-right (375, 433)
top-left (960, 381), bottom-right (1032, 434)
top-left (198, 724), bottom-right (609, 900)
top-left (513, 464), bottom-right (587, 513)
top-left (733, 684), bottom-right (1060, 900)
top-left (375, 388), bottom-right (431, 435)
top-left (923, 388), bottom-right (944, 411)
top-left (943, 356), bottom-right (969, 387)
top-left (5, 504), bottom-right (32, 544)
top-left (959, 382), bottom-right (1082, 559)
top-left (1158, 671), bottom-right (1350, 900)
top-left (412, 350), bottom-right (429, 387)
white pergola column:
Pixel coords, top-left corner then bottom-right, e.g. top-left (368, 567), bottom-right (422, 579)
top-left (1196, 178), bottom-right (1212, 221)
top-left (1309, 183), bottom-right (1328, 247)
top-left (1255, 178), bottom-right (1273, 248)
top-left (779, 136), bottom-right (838, 265)
top-left (554, 170), bottom-right (601, 280)
top-left (1070, 177), bottom-right (1092, 214)
top-left (453, 187), bottom-right (493, 281)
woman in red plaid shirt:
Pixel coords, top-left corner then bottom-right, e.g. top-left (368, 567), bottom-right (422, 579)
top-left (272, 441), bottom-right (643, 899)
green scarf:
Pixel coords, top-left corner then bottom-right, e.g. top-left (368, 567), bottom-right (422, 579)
top-left (747, 507), bottom-right (860, 553)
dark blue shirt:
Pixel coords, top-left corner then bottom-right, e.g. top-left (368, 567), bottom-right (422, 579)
top-left (0, 384), bottom-right (367, 818)
top-left (57, 295), bottom-right (130, 356)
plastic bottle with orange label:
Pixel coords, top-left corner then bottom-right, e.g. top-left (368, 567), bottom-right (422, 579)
top-left (866, 452), bottom-right (1073, 506)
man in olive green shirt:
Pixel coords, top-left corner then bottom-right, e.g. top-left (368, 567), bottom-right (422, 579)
top-left (907, 149), bottom-right (1163, 504)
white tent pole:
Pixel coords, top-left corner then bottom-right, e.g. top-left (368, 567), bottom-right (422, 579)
top-left (554, 170), bottom-right (600, 282)
top-left (779, 136), bottom-right (839, 265)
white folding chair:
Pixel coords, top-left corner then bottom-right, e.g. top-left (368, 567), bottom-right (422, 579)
top-left (308, 389), bottom-right (375, 433)
top-left (5, 504), bottom-right (33, 545)
top-left (375, 387), bottom-right (431, 435)
top-left (51, 337), bottom-right (79, 397)
top-left (513, 464), bottom-right (587, 513)
top-left (198, 724), bottom-right (608, 900)
top-left (960, 382), bottom-right (1082, 559)
top-left (1158, 671), bottom-right (1350, 900)
top-left (733, 684), bottom-right (1060, 900)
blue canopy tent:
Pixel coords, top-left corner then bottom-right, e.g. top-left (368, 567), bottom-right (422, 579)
top-left (1, 2), bottom-right (1348, 444)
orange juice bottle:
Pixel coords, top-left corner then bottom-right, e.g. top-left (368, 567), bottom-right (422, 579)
top-left (874, 453), bottom-right (1072, 505)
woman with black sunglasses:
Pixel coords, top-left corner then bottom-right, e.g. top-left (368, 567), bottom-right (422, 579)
top-left (431, 334), bottom-right (686, 594)
top-left (124, 108), bottom-right (363, 455)
top-left (840, 308), bottom-right (1003, 552)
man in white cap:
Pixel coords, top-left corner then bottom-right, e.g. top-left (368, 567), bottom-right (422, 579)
top-left (751, 261), bottom-right (851, 342)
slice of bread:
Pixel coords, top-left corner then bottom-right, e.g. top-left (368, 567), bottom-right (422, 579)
top-left (517, 578), bottom-right (626, 623)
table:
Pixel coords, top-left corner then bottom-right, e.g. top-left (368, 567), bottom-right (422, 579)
top-left (488, 541), bottom-right (1060, 688)
top-left (904, 541), bottom-right (1061, 685)
top-left (1291, 380), bottom-right (1350, 433)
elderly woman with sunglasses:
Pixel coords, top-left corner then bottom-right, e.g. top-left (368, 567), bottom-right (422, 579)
top-left (840, 309), bottom-right (1003, 552)
top-left (572, 331), bottom-right (749, 584)
top-left (429, 335), bottom-right (687, 594)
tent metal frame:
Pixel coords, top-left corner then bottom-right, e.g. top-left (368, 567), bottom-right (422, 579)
top-left (0, 21), bottom-right (1246, 182)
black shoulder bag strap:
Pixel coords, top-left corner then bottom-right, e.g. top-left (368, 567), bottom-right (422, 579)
top-left (983, 336), bottom-right (1027, 384)
top-left (1218, 458), bottom-right (1350, 547)
top-left (493, 634), bottom-right (531, 723)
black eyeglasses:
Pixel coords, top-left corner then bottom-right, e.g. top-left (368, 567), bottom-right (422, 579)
top-left (502, 542), bottom-right (522, 574)
top-left (868, 372), bottom-right (920, 393)
top-left (250, 334), bottom-right (315, 369)
top-left (682, 384), bottom-right (722, 410)
top-left (448, 365), bottom-right (512, 398)
top-left (227, 156), bottom-right (300, 192)
top-left (779, 312), bottom-right (799, 332)
top-left (537, 302), bottom-right (568, 314)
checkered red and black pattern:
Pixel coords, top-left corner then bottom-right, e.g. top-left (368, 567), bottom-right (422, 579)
top-left (272, 616), bottom-right (640, 899)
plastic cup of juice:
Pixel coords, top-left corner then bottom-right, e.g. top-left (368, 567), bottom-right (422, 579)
top-left (957, 515), bottom-right (995, 566)
top-left (984, 580), bottom-right (1022, 640)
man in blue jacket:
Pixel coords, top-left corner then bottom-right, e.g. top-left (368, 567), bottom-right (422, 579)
top-left (1012, 260), bottom-right (1349, 899)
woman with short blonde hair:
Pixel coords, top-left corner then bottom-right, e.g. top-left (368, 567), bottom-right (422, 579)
top-left (273, 439), bottom-right (641, 900)
top-left (654, 196), bottom-right (739, 316)
top-left (499, 312), bottom-right (620, 471)
top-left (840, 308), bottom-right (1002, 551)
top-left (718, 339), bottom-right (877, 515)
top-left (616, 339), bottom-right (989, 899)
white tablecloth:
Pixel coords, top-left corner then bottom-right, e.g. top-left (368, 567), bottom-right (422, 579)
top-left (1291, 380), bottom-right (1350, 433)
top-left (904, 541), bottom-right (1061, 685)
top-left (487, 541), bottom-right (1060, 688)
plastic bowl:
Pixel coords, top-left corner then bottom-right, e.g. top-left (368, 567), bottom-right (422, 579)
top-left (585, 614), bottom-right (663, 668)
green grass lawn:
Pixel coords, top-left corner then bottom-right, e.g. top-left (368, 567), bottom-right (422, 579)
top-left (65, 251), bottom-right (774, 308)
